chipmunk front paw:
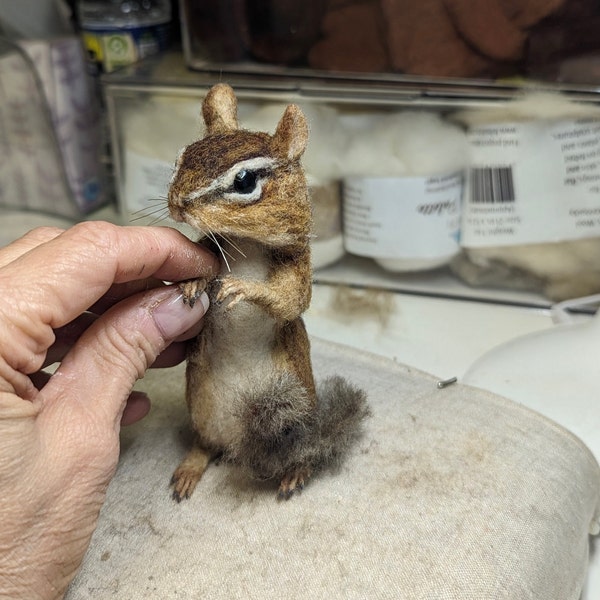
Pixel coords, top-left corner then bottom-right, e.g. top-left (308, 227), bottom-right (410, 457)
top-left (278, 467), bottom-right (312, 500)
top-left (216, 277), bottom-right (252, 309)
top-left (178, 278), bottom-right (207, 308)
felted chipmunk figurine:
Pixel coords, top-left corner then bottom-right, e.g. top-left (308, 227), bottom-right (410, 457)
top-left (168, 83), bottom-right (368, 500)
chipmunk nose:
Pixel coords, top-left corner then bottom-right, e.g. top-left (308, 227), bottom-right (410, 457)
top-left (167, 191), bottom-right (185, 222)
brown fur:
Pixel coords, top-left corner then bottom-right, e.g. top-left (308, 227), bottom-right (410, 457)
top-left (169, 132), bottom-right (311, 252)
top-left (168, 84), bottom-right (368, 501)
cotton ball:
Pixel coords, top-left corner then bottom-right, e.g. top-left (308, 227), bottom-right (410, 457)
top-left (390, 112), bottom-right (469, 176)
top-left (239, 102), bottom-right (286, 133)
top-left (340, 111), bottom-right (468, 178)
top-left (123, 97), bottom-right (200, 162)
top-left (303, 104), bottom-right (347, 183)
top-left (340, 112), bottom-right (407, 177)
top-left (453, 92), bottom-right (600, 128)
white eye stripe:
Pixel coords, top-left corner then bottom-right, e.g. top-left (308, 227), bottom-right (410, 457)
top-left (185, 156), bottom-right (278, 202)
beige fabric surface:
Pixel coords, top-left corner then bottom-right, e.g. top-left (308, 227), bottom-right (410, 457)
top-left (67, 338), bottom-right (600, 599)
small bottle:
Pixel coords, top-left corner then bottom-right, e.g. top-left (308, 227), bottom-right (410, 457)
top-left (77, 0), bottom-right (172, 73)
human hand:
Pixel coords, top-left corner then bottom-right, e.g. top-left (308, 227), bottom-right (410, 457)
top-left (0, 222), bottom-right (217, 599)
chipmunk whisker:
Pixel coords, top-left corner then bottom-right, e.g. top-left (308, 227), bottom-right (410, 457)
top-left (219, 233), bottom-right (247, 259)
top-left (205, 229), bottom-right (231, 272)
top-left (129, 205), bottom-right (170, 223)
top-left (147, 211), bottom-right (170, 226)
top-left (130, 197), bottom-right (168, 214)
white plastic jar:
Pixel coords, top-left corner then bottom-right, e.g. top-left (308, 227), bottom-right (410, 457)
top-left (339, 111), bottom-right (469, 272)
top-left (78, 0), bottom-right (172, 73)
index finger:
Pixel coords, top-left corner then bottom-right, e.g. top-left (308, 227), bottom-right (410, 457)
top-left (0, 221), bottom-right (217, 330)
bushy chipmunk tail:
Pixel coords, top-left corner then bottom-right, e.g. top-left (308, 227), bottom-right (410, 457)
top-left (227, 372), bottom-right (369, 483)
top-left (312, 376), bottom-right (370, 468)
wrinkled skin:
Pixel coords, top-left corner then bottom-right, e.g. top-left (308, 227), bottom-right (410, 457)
top-left (0, 222), bottom-right (217, 600)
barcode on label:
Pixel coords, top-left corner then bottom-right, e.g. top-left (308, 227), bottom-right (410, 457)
top-left (470, 166), bottom-right (515, 204)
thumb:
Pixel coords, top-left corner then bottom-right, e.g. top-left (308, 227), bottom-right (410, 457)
top-left (42, 285), bottom-right (208, 430)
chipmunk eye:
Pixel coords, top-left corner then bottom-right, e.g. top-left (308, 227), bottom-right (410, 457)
top-left (233, 169), bottom-right (257, 194)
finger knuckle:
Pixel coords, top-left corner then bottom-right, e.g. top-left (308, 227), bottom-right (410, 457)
top-left (99, 322), bottom-right (152, 381)
top-left (68, 221), bottom-right (121, 258)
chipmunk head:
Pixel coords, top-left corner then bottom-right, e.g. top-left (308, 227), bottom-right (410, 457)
top-left (168, 84), bottom-right (311, 250)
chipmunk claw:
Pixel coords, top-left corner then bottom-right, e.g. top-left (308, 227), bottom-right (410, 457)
top-left (170, 445), bottom-right (211, 502)
top-left (179, 278), bottom-right (207, 308)
top-left (171, 469), bottom-right (200, 503)
top-left (277, 468), bottom-right (311, 500)
top-left (216, 278), bottom-right (248, 308)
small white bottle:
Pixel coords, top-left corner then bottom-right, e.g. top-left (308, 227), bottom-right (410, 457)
top-left (77, 0), bottom-right (172, 73)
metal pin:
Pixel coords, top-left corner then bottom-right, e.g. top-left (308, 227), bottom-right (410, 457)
top-left (437, 376), bottom-right (458, 389)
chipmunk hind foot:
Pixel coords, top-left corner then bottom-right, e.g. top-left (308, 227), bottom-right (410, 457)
top-left (171, 444), bottom-right (213, 502)
top-left (274, 376), bottom-right (369, 499)
top-left (277, 466), bottom-right (312, 500)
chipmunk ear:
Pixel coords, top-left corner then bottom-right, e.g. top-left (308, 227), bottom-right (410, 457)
top-left (271, 104), bottom-right (308, 161)
top-left (202, 84), bottom-right (239, 134)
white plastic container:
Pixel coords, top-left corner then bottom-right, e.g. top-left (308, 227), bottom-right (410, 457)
top-left (340, 111), bottom-right (469, 272)
top-left (78, 0), bottom-right (172, 73)
top-left (452, 93), bottom-right (600, 300)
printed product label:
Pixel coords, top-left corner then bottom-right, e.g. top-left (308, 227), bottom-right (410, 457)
top-left (123, 150), bottom-right (172, 221)
top-left (343, 172), bottom-right (463, 260)
top-left (461, 119), bottom-right (600, 247)
top-left (82, 23), bottom-right (169, 73)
